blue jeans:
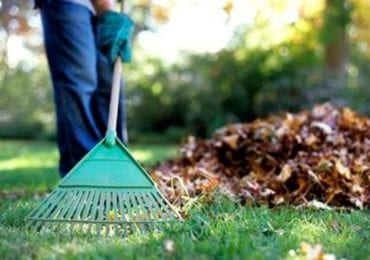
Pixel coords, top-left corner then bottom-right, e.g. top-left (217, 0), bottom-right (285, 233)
top-left (38, 0), bottom-right (127, 177)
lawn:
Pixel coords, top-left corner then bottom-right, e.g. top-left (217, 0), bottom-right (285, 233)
top-left (0, 140), bottom-right (369, 259)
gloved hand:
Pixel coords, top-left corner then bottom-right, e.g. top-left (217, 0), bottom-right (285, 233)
top-left (97, 11), bottom-right (134, 64)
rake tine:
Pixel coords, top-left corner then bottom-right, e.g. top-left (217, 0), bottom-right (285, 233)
top-left (31, 190), bottom-right (61, 220)
top-left (64, 190), bottom-right (83, 221)
top-left (65, 190), bottom-right (84, 220)
top-left (69, 190), bottom-right (89, 233)
top-left (26, 220), bottom-right (38, 231)
top-left (50, 190), bottom-right (76, 223)
top-left (110, 191), bottom-right (117, 236)
top-left (74, 190), bottom-right (89, 220)
top-left (145, 192), bottom-right (162, 232)
top-left (104, 191), bottom-right (112, 236)
top-left (132, 192), bottom-right (146, 231)
top-left (135, 191), bottom-right (152, 230)
top-left (34, 190), bottom-right (69, 230)
top-left (58, 190), bottom-right (78, 220)
top-left (39, 192), bottom-right (67, 232)
top-left (77, 190), bottom-right (93, 232)
top-left (149, 191), bottom-right (167, 221)
top-left (97, 191), bottom-right (106, 235)
top-left (44, 191), bottom-right (67, 221)
top-left (46, 190), bottom-right (69, 223)
top-left (118, 191), bottom-right (128, 237)
top-left (122, 192), bottom-right (137, 233)
top-left (132, 193), bottom-right (142, 232)
top-left (131, 192), bottom-right (146, 233)
top-left (27, 190), bottom-right (58, 219)
top-left (87, 191), bottom-right (100, 233)
top-left (66, 191), bottom-right (85, 220)
top-left (26, 190), bottom-right (59, 229)
top-left (82, 190), bottom-right (94, 218)
top-left (157, 190), bottom-right (181, 220)
top-left (142, 192), bottom-right (162, 231)
top-left (145, 192), bottom-right (166, 232)
top-left (111, 191), bottom-right (119, 235)
top-left (25, 220), bottom-right (36, 230)
top-left (140, 192), bottom-right (159, 232)
top-left (152, 191), bottom-right (174, 221)
top-left (141, 192), bottom-right (157, 221)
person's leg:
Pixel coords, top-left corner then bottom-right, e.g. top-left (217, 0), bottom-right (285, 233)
top-left (39, 0), bottom-right (101, 176)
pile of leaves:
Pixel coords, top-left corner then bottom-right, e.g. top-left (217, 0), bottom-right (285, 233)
top-left (151, 104), bottom-right (369, 209)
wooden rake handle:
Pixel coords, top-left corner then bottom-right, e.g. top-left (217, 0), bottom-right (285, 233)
top-left (107, 58), bottom-right (122, 133)
top-left (106, 0), bottom-right (127, 137)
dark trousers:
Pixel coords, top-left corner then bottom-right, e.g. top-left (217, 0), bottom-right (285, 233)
top-left (38, 0), bottom-right (127, 177)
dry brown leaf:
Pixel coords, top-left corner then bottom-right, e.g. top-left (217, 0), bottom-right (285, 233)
top-left (311, 121), bottom-right (333, 134)
top-left (315, 160), bottom-right (333, 172)
top-left (277, 164), bottom-right (292, 182)
top-left (335, 160), bottom-right (351, 180)
top-left (341, 107), bottom-right (357, 127)
top-left (222, 134), bottom-right (239, 149)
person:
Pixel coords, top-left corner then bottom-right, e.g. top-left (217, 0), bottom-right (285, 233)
top-left (35, 0), bottom-right (134, 177)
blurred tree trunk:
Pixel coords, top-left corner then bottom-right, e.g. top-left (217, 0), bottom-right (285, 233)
top-left (325, 0), bottom-right (349, 76)
top-left (324, 21), bottom-right (348, 77)
top-left (321, 0), bottom-right (351, 102)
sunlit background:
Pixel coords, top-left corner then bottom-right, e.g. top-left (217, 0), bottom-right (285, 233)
top-left (0, 0), bottom-right (370, 141)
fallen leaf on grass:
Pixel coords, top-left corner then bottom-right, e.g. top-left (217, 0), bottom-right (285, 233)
top-left (296, 200), bottom-right (332, 210)
top-left (330, 221), bottom-right (341, 232)
top-left (299, 242), bottom-right (336, 260)
top-left (164, 239), bottom-right (175, 254)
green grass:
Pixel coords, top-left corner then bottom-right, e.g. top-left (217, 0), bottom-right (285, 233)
top-left (0, 140), bottom-right (369, 259)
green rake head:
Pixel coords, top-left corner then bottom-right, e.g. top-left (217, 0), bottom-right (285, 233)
top-left (26, 135), bottom-right (181, 236)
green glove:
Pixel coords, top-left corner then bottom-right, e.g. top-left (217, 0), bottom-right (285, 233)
top-left (97, 11), bottom-right (134, 64)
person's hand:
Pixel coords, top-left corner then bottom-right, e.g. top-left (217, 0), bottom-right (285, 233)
top-left (97, 11), bottom-right (134, 64)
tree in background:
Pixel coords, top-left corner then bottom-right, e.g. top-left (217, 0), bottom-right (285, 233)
top-left (1, 0), bottom-right (370, 140)
top-left (0, 0), bottom-right (53, 138)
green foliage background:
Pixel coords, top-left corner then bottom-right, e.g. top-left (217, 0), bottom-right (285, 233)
top-left (1, 0), bottom-right (370, 140)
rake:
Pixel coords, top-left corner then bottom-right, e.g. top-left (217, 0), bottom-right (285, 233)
top-left (26, 1), bottom-right (181, 236)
